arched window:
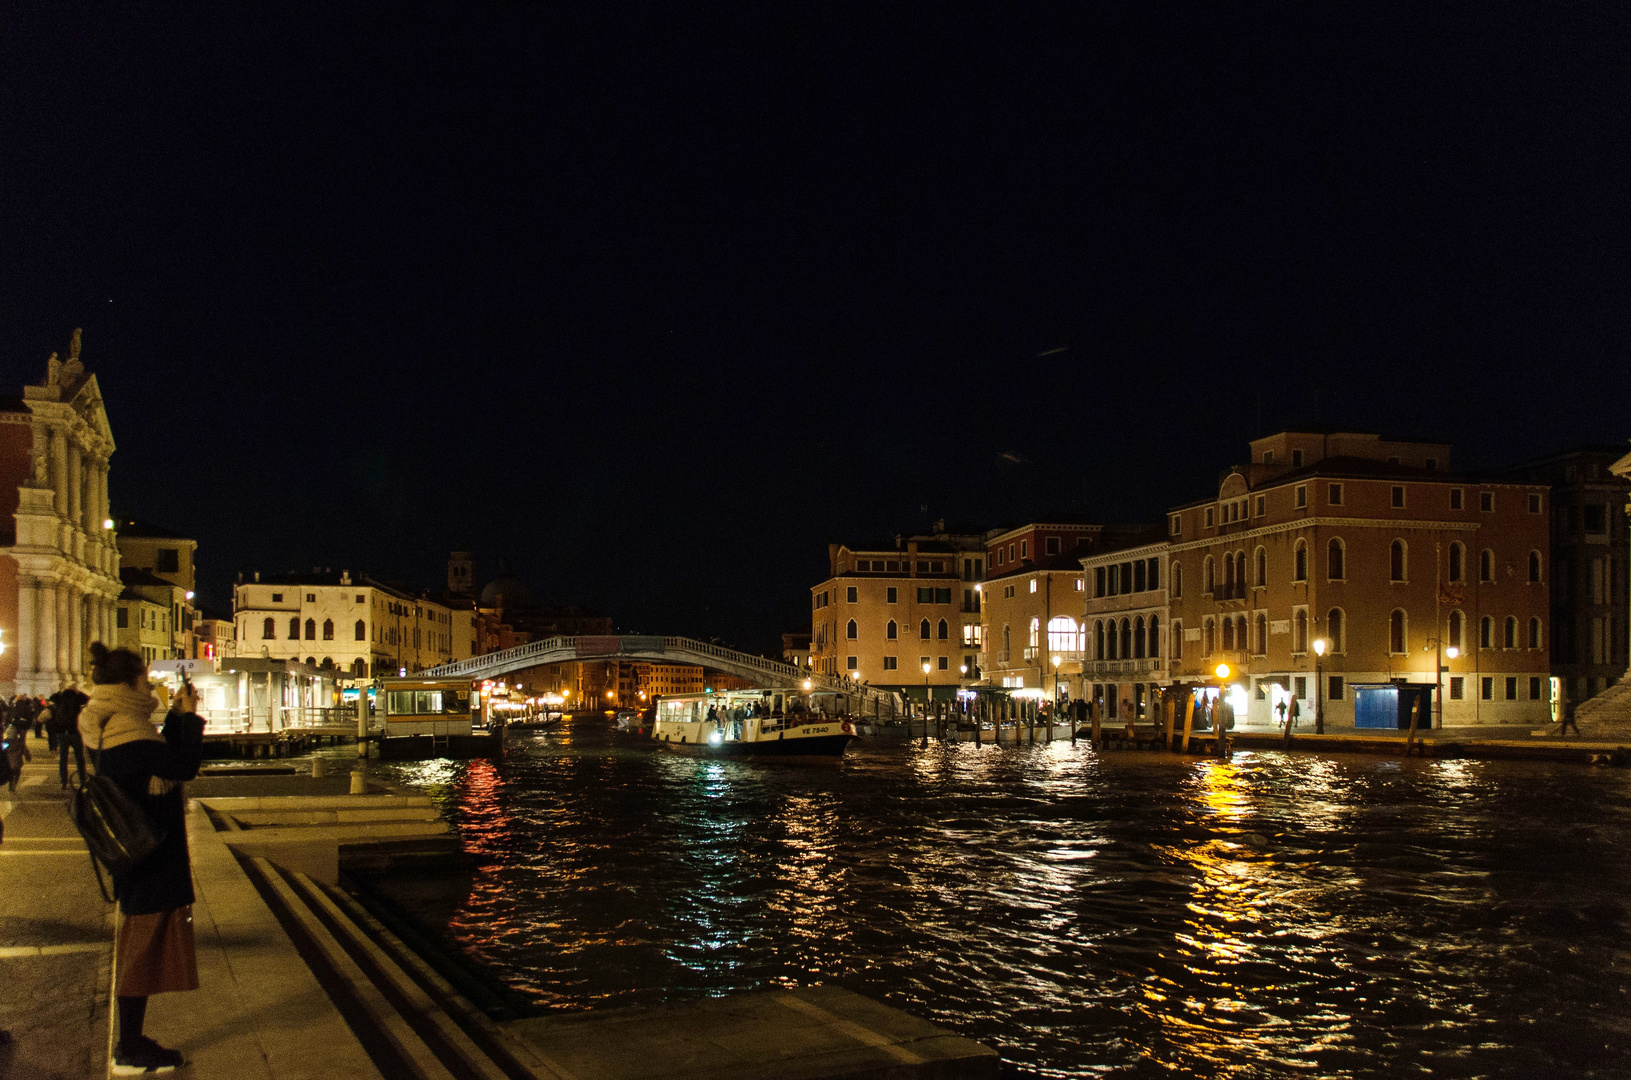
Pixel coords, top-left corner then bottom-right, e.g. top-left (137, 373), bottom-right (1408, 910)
top-left (1448, 609), bottom-right (1463, 651)
top-left (938, 618), bottom-right (949, 641)
top-left (886, 620), bottom-right (897, 640)
top-left (1204, 617), bottom-right (1215, 656)
top-left (1205, 556), bottom-right (1215, 592)
top-left (322, 618), bottom-right (334, 640)
top-left (1095, 620), bottom-right (1105, 659)
top-left (1148, 615), bottom-right (1160, 658)
top-left (1295, 609), bottom-right (1309, 652)
top-left (263, 617), bottom-right (276, 639)
top-left (1003, 624), bottom-right (1011, 657)
top-left (1389, 609), bottom-right (1406, 654)
top-left (1222, 614), bottom-right (1235, 650)
top-left (354, 619), bottom-right (366, 641)
top-left (1134, 616), bottom-right (1147, 658)
top-left (321, 657), bottom-right (333, 669)
top-left (1328, 538), bottom-right (1345, 580)
top-left (304, 618), bottom-right (316, 640)
top-left (919, 619), bottom-right (931, 640)
top-left (288, 617), bottom-right (300, 640)
top-left (1171, 562), bottom-right (1183, 598)
top-left (1390, 540), bottom-right (1407, 582)
top-left (846, 619), bottom-right (858, 640)
top-left (1255, 547), bottom-right (1267, 587)
top-left (352, 658), bottom-right (367, 676)
top-left (1120, 618), bottom-right (1132, 658)
top-left (1449, 542), bottom-right (1465, 583)
top-left (1480, 549), bottom-right (1494, 583)
top-left (306, 657), bottom-right (316, 667)
top-left (1048, 616), bottom-right (1079, 653)
top-left (1327, 608), bottom-right (1343, 652)
top-left (1255, 612), bottom-right (1268, 654)
top-left (1504, 616), bottom-right (1517, 649)
top-left (1294, 540), bottom-right (1307, 582)
top-left (1171, 621), bottom-right (1183, 660)
top-left (1481, 615), bottom-right (1493, 649)
top-left (1223, 552), bottom-right (1235, 590)
top-left (1106, 620), bottom-right (1118, 659)
top-left (1528, 617), bottom-right (1541, 649)
top-left (1528, 551), bottom-right (1542, 583)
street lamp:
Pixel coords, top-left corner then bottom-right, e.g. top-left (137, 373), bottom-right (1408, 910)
top-left (922, 660), bottom-right (932, 713)
top-left (1312, 637), bottom-right (1328, 734)
top-left (1051, 655), bottom-right (1061, 708)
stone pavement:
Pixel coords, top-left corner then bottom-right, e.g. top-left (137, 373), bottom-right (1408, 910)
top-left (0, 731), bottom-right (114, 1080)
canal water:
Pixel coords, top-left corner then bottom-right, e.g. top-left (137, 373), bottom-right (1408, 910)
top-left (367, 716), bottom-right (1631, 1078)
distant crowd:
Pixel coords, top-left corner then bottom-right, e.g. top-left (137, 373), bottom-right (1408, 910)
top-left (0, 686), bottom-right (90, 793)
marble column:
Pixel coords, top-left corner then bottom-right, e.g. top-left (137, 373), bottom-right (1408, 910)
top-left (17, 578), bottom-right (37, 680)
top-left (66, 443), bottom-right (81, 529)
top-left (55, 584), bottom-right (71, 680)
top-left (50, 429), bottom-right (67, 522)
top-left (68, 589), bottom-right (84, 680)
top-left (37, 581), bottom-right (58, 683)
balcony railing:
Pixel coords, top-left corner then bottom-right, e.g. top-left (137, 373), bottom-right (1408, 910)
top-left (1207, 583), bottom-right (1247, 602)
top-left (1083, 658), bottom-right (1168, 677)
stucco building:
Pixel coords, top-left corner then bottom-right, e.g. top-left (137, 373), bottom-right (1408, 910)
top-left (1166, 431), bottom-right (1552, 728)
top-left (1079, 529), bottom-right (1170, 723)
top-left (0, 331), bottom-right (124, 696)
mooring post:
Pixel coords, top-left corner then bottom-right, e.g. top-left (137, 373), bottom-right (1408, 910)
top-left (1090, 699), bottom-right (1102, 748)
top-left (1405, 695), bottom-right (1423, 756)
top-left (1163, 696), bottom-right (1176, 751)
top-left (1179, 694), bottom-right (1195, 754)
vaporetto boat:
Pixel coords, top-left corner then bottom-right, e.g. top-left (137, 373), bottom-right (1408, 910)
top-left (651, 688), bottom-right (858, 759)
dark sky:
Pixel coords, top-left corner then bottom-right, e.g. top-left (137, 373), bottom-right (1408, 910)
top-left (3, 3), bottom-right (1627, 653)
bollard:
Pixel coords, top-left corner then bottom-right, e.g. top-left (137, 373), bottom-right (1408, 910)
top-left (311, 756), bottom-right (326, 778)
top-left (1179, 696), bottom-right (1195, 755)
top-left (349, 769), bottom-right (366, 795)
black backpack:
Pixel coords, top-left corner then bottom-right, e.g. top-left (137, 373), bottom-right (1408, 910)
top-left (66, 717), bottom-right (165, 903)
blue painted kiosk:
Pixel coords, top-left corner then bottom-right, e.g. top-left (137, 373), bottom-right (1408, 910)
top-left (1352, 681), bottom-right (1438, 730)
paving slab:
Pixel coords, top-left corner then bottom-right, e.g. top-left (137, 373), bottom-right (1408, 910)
top-left (500, 985), bottom-right (999, 1080)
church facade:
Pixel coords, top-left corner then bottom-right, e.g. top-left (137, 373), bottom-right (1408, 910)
top-left (0, 330), bottom-right (124, 696)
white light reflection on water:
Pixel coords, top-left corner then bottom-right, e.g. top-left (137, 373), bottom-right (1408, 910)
top-left (367, 724), bottom-right (1631, 1078)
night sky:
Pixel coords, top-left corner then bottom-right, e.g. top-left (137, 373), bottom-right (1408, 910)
top-left (3, 4), bottom-right (1627, 653)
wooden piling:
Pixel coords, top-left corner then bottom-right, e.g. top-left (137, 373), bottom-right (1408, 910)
top-left (1179, 695), bottom-right (1194, 754)
top-left (1089, 700), bottom-right (1101, 747)
top-left (1404, 695), bottom-right (1422, 756)
top-left (1163, 697), bottom-right (1176, 751)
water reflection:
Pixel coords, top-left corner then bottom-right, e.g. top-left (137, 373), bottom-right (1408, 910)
top-left (371, 722), bottom-right (1631, 1078)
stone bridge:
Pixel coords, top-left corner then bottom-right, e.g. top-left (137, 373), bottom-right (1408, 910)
top-left (422, 634), bottom-right (905, 717)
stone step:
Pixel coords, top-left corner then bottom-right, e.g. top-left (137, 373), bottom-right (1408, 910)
top-left (1576, 679), bottom-right (1631, 726)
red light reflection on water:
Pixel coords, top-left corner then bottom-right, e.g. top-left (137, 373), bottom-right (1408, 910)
top-left (448, 757), bottom-right (513, 941)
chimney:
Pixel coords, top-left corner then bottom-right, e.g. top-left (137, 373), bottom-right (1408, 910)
top-left (254, 571), bottom-right (260, 583)
top-left (341, 570), bottom-right (351, 585)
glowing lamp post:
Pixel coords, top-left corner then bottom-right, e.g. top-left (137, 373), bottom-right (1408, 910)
top-left (1312, 637), bottom-right (1328, 734)
top-left (1051, 655), bottom-right (1062, 710)
top-left (922, 661), bottom-right (932, 715)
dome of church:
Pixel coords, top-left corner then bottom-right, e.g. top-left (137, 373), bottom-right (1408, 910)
top-left (479, 562), bottom-right (534, 610)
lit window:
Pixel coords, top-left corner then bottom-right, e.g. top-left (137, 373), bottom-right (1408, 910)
top-left (1029, 578), bottom-right (1038, 594)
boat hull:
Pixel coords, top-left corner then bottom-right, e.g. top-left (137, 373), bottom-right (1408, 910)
top-left (657, 732), bottom-right (856, 759)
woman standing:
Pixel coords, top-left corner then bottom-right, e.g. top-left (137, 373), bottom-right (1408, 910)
top-left (80, 643), bottom-right (204, 1075)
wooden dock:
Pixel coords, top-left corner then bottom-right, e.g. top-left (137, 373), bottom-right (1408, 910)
top-left (203, 724), bottom-right (361, 759)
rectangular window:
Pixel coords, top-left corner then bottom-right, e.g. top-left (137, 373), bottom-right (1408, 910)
top-left (1107, 565), bottom-right (1119, 595)
top-left (355, 594), bottom-right (365, 603)
top-left (1171, 515), bottom-right (1182, 535)
top-left (887, 587), bottom-right (897, 604)
top-left (938, 656), bottom-right (949, 671)
top-left (1529, 676), bottom-right (1543, 700)
top-left (887, 560), bottom-right (900, 572)
top-left (1480, 676), bottom-right (1494, 701)
top-left (883, 656), bottom-right (897, 670)
top-left (1295, 485), bottom-right (1307, 509)
top-left (1450, 488), bottom-right (1464, 510)
top-left (1328, 676), bottom-right (1345, 701)
top-left (1391, 485), bottom-right (1405, 508)
top-left (1029, 579), bottom-right (1038, 594)
top-left (1480, 491), bottom-right (1494, 512)
top-left (917, 587), bottom-right (932, 603)
top-left (1003, 585), bottom-right (1016, 599)
top-left (1450, 677), bottom-right (1465, 700)
top-left (1205, 507), bottom-right (1215, 527)
top-left (934, 588), bottom-right (951, 604)
top-left (846, 656), bottom-right (857, 670)
top-left (271, 593), bottom-right (283, 603)
top-left (1046, 537), bottom-right (1060, 555)
top-left (1585, 505), bottom-right (1608, 533)
top-left (1147, 558), bottom-right (1160, 589)
top-left (116, 606), bottom-right (128, 628)
top-left (846, 586), bottom-right (858, 603)
top-left (1329, 483), bottom-right (1343, 505)
top-left (1294, 676), bottom-right (1307, 699)
top-left (1528, 493), bottom-right (1542, 514)
top-left (155, 548), bottom-right (180, 573)
top-left (1292, 449), bottom-right (1304, 467)
top-left (1020, 540), bottom-right (1028, 560)
top-left (916, 560), bottom-right (929, 573)
top-left (1074, 579), bottom-right (1083, 591)
top-left (1505, 676), bottom-right (1518, 700)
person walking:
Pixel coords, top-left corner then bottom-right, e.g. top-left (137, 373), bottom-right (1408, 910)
top-left (80, 643), bottom-right (205, 1075)
top-left (3, 714), bottom-right (30, 793)
top-left (49, 684), bottom-right (89, 788)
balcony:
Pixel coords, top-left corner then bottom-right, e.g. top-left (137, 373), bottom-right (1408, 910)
top-left (1207, 583), bottom-right (1248, 603)
top-left (1083, 657), bottom-right (1167, 677)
